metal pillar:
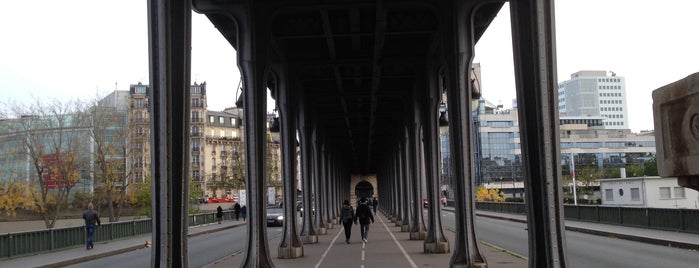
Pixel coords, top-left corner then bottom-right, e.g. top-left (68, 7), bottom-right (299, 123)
top-left (274, 65), bottom-right (303, 259)
top-left (236, 4), bottom-right (274, 266)
top-left (510, 0), bottom-right (568, 267)
top-left (147, 0), bottom-right (191, 266)
top-left (422, 64), bottom-right (450, 254)
top-left (298, 99), bottom-right (318, 243)
top-left (410, 84), bottom-right (427, 240)
top-left (323, 146), bottom-right (333, 229)
top-left (312, 129), bottom-right (327, 235)
top-left (444, 1), bottom-right (491, 267)
top-left (400, 131), bottom-right (412, 232)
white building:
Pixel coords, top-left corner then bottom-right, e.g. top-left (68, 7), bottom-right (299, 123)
top-left (557, 70), bottom-right (629, 129)
top-left (599, 176), bottom-right (699, 209)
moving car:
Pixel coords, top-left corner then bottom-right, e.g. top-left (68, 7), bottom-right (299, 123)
top-left (266, 207), bottom-right (285, 226)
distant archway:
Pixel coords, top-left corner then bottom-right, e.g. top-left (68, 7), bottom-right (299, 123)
top-left (355, 181), bottom-right (374, 200)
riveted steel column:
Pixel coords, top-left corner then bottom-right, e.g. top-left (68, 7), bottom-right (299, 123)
top-left (323, 145), bottom-right (333, 229)
top-left (298, 97), bottom-right (318, 244)
top-left (147, 0), bottom-right (191, 266)
top-left (234, 4), bottom-right (274, 265)
top-left (444, 1), bottom-right (491, 266)
top-left (400, 129), bottom-right (412, 232)
top-left (510, 0), bottom-right (568, 267)
top-left (394, 145), bottom-right (404, 226)
top-left (312, 129), bottom-right (327, 235)
top-left (274, 65), bottom-right (303, 259)
top-left (423, 64), bottom-right (449, 254)
top-left (410, 82), bottom-right (427, 240)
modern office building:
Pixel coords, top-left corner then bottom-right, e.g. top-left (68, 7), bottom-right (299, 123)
top-left (474, 98), bottom-right (656, 190)
top-left (557, 70), bottom-right (629, 129)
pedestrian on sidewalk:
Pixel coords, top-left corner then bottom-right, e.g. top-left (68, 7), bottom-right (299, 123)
top-left (82, 203), bottom-right (101, 250)
top-left (355, 198), bottom-right (374, 243)
top-left (339, 199), bottom-right (355, 244)
top-left (241, 205), bottom-right (247, 221)
top-left (233, 202), bottom-right (241, 221)
top-left (216, 205), bottom-right (223, 224)
top-left (372, 198), bottom-right (378, 214)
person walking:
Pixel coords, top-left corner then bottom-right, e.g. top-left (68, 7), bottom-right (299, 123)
top-left (339, 200), bottom-right (355, 244)
top-left (241, 205), bottom-right (247, 221)
top-left (233, 202), bottom-right (241, 221)
top-left (82, 203), bottom-right (101, 250)
top-left (216, 205), bottom-right (223, 224)
top-left (372, 198), bottom-right (378, 214)
top-left (355, 198), bottom-right (374, 243)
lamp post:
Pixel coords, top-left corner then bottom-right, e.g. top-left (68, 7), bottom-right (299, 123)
top-left (570, 152), bottom-right (578, 205)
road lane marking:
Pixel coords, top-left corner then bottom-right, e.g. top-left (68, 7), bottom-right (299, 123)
top-left (379, 215), bottom-right (418, 268)
top-left (314, 226), bottom-right (344, 268)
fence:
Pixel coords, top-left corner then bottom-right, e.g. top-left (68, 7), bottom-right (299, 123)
top-left (0, 210), bottom-right (234, 259)
top-left (475, 202), bottom-right (699, 234)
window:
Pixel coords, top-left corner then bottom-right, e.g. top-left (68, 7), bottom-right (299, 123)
top-left (220, 130), bottom-right (226, 137)
top-left (192, 86), bottom-right (201, 94)
top-left (210, 116), bottom-right (215, 123)
top-left (631, 188), bottom-right (640, 201)
top-left (136, 86), bottom-right (147, 94)
top-left (232, 130), bottom-right (238, 139)
top-left (659, 187), bottom-right (671, 199)
top-left (219, 116), bottom-right (224, 124)
top-left (605, 189), bottom-right (613, 201)
top-left (231, 118), bottom-right (236, 126)
top-left (674, 187), bottom-right (685, 198)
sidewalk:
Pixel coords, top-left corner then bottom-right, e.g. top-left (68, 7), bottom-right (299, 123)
top-left (5, 209), bottom-right (698, 267)
top-left (205, 212), bottom-right (526, 268)
top-left (0, 219), bottom-right (247, 268)
top-left (470, 209), bottom-right (699, 250)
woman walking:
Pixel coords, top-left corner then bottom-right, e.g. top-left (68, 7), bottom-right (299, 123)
top-left (339, 200), bottom-right (356, 244)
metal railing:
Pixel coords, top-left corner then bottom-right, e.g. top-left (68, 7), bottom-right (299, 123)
top-left (475, 202), bottom-right (699, 234)
top-left (0, 210), bottom-right (234, 259)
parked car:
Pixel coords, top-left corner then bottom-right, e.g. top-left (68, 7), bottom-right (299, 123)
top-left (266, 207), bottom-right (285, 226)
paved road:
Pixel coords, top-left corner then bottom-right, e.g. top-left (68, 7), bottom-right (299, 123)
top-left (441, 210), bottom-right (699, 267)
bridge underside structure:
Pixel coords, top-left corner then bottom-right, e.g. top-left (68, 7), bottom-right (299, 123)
top-left (147, 0), bottom-right (567, 267)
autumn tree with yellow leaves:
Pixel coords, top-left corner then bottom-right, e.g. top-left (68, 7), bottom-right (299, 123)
top-left (476, 185), bottom-right (505, 202)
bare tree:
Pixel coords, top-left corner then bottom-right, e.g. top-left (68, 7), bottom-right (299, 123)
top-left (6, 98), bottom-right (90, 229)
top-left (86, 97), bottom-right (131, 222)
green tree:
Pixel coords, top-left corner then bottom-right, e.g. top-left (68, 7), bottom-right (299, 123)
top-left (644, 157), bottom-right (658, 176)
top-left (132, 175), bottom-right (152, 218)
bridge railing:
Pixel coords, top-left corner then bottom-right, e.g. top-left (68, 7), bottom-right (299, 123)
top-left (0, 210), bottom-right (234, 259)
top-left (476, 202), bottom-right (699, 234)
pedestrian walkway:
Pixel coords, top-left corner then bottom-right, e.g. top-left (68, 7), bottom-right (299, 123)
top-left (0, 219), bottom-right (247, 268)
top-left (205, 212), bottom-right (526, 268)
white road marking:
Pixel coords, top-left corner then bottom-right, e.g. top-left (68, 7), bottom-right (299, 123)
top-left (314, 226), bottom-right (344, 268)
top-left (379, 215), bottom-right (418, 268)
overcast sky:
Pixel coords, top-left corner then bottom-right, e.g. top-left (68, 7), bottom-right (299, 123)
top-left (1, 1), bottom-right (697, 133)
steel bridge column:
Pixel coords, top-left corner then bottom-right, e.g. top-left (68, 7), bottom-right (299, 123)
top-left (422, 63), bottom-right (450, 254)
top-left (147, 0), bottom-right (190, 266)
top-left (313, 129), bottom-right (327, 235)
top-left (394, 145), bottom-right (404, 226)
top-left (273, 64), bottom-right (303, 258)
top-left (400, 131), bottom-right (411, 232)
top-left (510, 0), bottom-right (568, 267)
top-left (443, 1), bottom-right (491, 266)
top-left (322, 143), bottom-right (333, 229)
top-left (298, 97), bottom-right (318, 244)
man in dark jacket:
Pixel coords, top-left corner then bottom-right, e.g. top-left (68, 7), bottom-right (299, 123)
top-left (339, 200), bottom-right (355, 244)
top-left (82, 203), bottom-right (101, 250)
top-left (355, 198), bottom-right (374, 243)
top-left (216, 205), bottom-right (223, 224)
top-left (233, 202), bottom-right (241, 221)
